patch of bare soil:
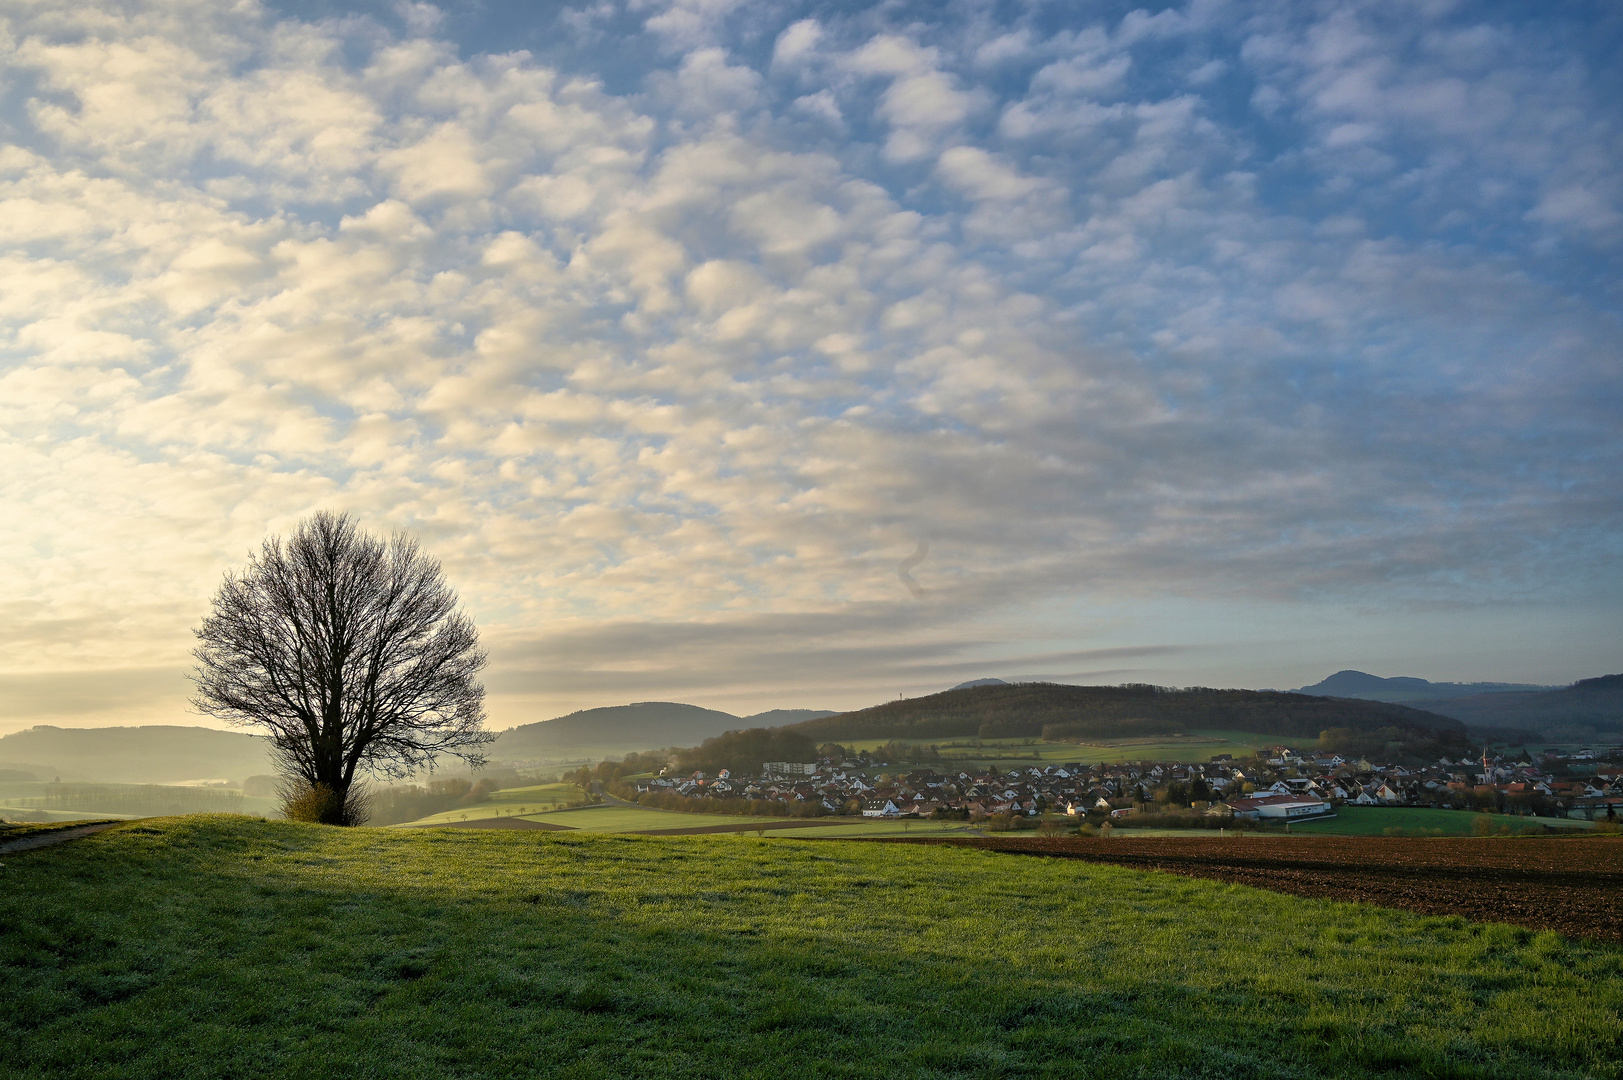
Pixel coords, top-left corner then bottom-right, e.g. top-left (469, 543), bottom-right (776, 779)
top-left (869, 835), bottom-right (1623, 944)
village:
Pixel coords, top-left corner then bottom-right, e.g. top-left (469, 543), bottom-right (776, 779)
top-left (628, 745), bottom-right (1623, 826)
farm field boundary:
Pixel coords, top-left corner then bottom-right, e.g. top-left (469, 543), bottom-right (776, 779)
top-left (868, 834), bottom-right (1623, 944)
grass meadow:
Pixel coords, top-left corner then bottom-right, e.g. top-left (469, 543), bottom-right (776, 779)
top-left (396, 801), bottom-right (976, 836)
top-left (391, 783), bottom-right (596, 826)
top-left (2, 816), bottom-right (1619, 1080)
top-left (1289, 806), bottom-right (1586, 836)
top-left (517, 805), bottom-right (780, 832)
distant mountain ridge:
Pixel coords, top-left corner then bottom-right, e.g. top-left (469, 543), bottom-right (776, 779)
top-left (1294, 669), bottom-right (1623, 742)
top-left (0, 703), bottom-right (844, 782)
top-left (16, 671), bottom-right (1611, 782)
top-left (1404, 676), bottom-right (1623, 740)
top-left (0, 725), bottom-right (273, 785)
top-left (1293, 670), bottom-right (1555, 702)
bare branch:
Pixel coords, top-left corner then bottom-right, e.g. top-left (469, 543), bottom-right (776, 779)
top-left (189, 511), bottom-right (492, 824)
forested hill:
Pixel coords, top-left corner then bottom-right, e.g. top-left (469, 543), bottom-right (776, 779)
top-left (1409, 674), bottom-right (1623, 739)
top-left (492, 703), bottom-right (836, 761)
top-left (493, 703), bottom-right (743, 760)
top-left (786, 682), bottom-right (1466, 744)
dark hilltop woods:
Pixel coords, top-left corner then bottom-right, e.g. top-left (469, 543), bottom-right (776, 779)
top-left (1416, 673), bottom-right (1623, 737)
top-left (1290, 670), bottom-right (1623, 743)
top-left (788, 681), bottom-right (1468, 747)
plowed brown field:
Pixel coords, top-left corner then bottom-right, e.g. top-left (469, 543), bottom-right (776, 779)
top-left (871, 835), bottom-right (1623, 943)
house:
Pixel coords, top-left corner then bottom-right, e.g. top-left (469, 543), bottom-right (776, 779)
top-left (861, 798), bottom-right (901, 818)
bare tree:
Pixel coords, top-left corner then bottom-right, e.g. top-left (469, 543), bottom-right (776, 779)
top-left (190, 511), bottom-right (492, 825)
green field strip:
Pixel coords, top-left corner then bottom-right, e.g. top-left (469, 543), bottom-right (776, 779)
top-left (514, 805), bottom-right (784, 832)
top-left (1288, 806), bottom-right (1591, 836)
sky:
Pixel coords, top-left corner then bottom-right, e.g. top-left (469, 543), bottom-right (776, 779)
top-left (1, 0), bottom-right (1620, 737)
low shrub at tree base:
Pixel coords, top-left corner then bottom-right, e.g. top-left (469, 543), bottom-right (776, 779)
top-left (279, 781), bottom-right (368, 826)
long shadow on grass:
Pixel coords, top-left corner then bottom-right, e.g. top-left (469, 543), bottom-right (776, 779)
top-left (1, 817), bottom-right (1619, 1080)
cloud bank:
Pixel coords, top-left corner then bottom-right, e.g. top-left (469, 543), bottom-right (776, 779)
top-left (1, 0), bottom-right (1618, 731)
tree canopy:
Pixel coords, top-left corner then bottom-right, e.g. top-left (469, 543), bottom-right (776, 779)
top-left (190, 511), bottom-right (491, 824)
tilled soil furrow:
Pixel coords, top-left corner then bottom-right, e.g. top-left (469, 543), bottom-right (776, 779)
top-left (863, 835), bottom-right (1623, 944)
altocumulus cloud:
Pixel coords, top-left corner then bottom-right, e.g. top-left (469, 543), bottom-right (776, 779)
top-left (0, 0), bottom-right (1619, 730)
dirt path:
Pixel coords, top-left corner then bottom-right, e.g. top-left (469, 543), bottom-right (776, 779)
top-left (0, 821), bottom-right (123, 855)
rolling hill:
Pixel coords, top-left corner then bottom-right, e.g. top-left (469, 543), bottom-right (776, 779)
top-left (1293, 670), bottom-right (1555, 702)
top-left (489, 703), bottom-right (835, 762)
top-left (0, 702), bottom-right (840, 784)
top-left (1407, 674), bottom-right (1623, 741)
top-left (1295, 670), bottom-right (1623, 742)
top-left (786, 681), bottom-right (1467, 745)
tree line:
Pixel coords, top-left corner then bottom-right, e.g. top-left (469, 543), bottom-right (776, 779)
top-left (33, 784), bottom-right (245, 816)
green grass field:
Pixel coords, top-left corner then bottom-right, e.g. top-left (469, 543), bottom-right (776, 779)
top-left (496, 782), bottom-right (588, 803)
top-left (394, 783), bottom-right (592, 826)
top-left (519, 804), bottom-right (782, 832)
top-left (2, 816), bottom-right (1619, 1079)
top-left (1289, 806), bottom-right (1585, 836)
top-left (396, 802), bottom-right (783, 832)
top-left (405, 800), bottom-right (1006, 836)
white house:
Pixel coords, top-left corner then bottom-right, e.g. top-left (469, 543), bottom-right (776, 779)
top-left (861, 798), bottom-right (901, 818)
